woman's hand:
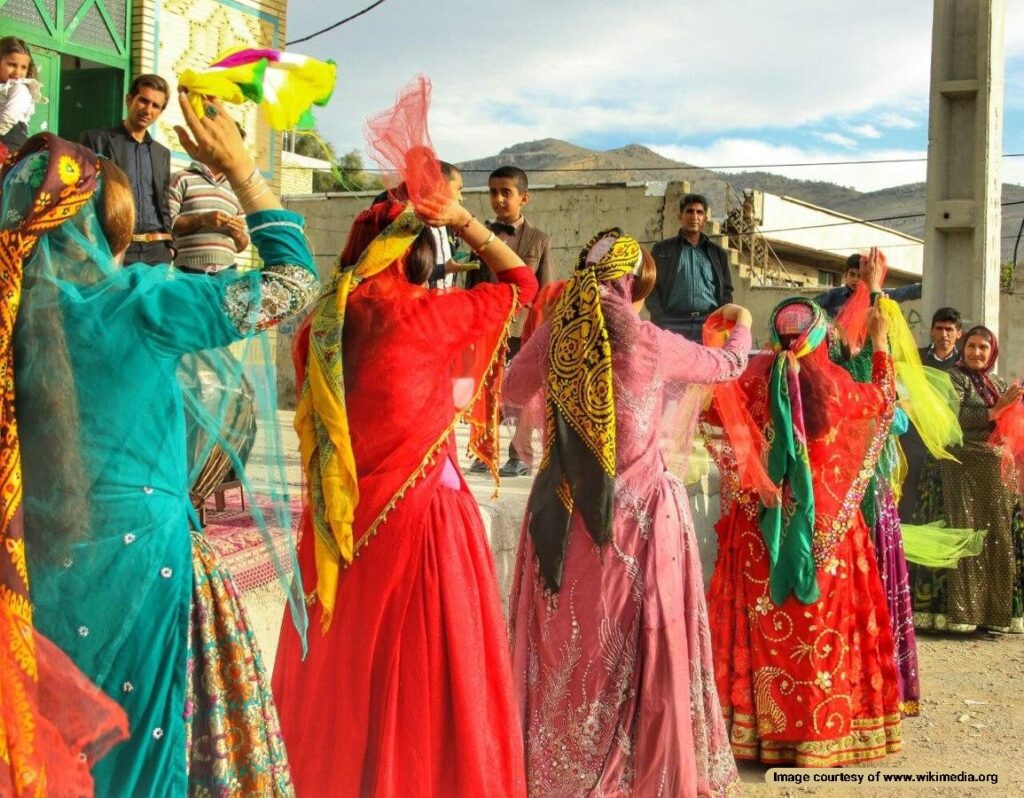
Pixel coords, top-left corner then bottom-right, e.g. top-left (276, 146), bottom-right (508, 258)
top-left (414, 195), bottom-right (472, 231)
top-left (990, 383), bottom-right (1024, 419)
top-left (860, 247), bottom-right (885, 293)
top-left (716, 303), bottom-right (753, 329)
top-left (173, 92), bottom-right (254, 184)
top-left (867, 303), bottom-right (889, 352)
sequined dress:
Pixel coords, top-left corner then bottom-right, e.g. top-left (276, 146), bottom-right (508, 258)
top-left (506, 310), bottom-right (748, 797)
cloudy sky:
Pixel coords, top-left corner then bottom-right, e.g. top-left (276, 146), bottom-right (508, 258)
top-left (285, 0), bottom-right (1024, 192)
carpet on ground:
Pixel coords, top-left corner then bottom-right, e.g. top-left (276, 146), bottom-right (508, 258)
top-left (201, 491), bottom-right (303, 593)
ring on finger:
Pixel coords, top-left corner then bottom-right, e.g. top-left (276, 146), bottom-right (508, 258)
top-left (204, 104), bottom-right (219, 119)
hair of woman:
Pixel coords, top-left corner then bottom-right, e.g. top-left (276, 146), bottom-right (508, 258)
top-left (98, 159), bottom-right (135, 255)
top-left (633, 248), bottom-right (656, 303)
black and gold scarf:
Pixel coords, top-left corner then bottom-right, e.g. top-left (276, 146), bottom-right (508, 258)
top-left (528, 228), bottom-right (642, 591)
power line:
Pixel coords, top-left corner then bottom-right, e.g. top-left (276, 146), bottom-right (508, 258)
top-left (286, 0), bottom-right (389, 45)
top-left (425, 151), bottom-right (1024, 174)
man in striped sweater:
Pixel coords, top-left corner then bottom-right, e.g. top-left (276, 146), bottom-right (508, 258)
top-left (168, 155), bottom-right (249, 274)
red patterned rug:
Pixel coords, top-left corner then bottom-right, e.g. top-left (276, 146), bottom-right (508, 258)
top-left (202, 492), bottom-right (303, 593)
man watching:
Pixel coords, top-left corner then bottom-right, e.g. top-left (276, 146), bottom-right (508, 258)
top-left (168, 124), bottom-right (249, 274)
top-left (814, 253), bottom-right (921, 318)
top-left (919, 306), bottom-right (963, 370)
top-left (898, 306), bottom-right (964, 521)
top-left (647, 193), bottom-right (733, 342)
top-left (80, 74), bottom-right (173, 266)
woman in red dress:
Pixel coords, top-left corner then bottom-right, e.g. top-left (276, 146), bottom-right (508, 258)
top-left (706, 287), bottom-right (903, 767)
top-left (272, 81), bottom-right (537, 798)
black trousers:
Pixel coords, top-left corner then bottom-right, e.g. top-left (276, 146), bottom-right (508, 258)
top-left (125, 240), bottom-right (174, 266)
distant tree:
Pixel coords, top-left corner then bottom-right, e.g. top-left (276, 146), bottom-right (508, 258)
top-left (291, 132), bottom-right (383, 193)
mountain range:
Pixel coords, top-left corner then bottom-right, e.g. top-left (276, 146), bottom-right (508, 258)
top-left (457, 139), bottom-right (1024, 264)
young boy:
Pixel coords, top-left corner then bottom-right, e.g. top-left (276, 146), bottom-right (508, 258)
top-left (467, 166), bottom-right (551, 476)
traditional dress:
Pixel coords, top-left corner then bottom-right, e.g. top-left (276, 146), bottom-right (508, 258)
top-left (506, 230), bottom-right (745, 797)
top-left (272, 197), bottom-right (537, 797)
top-left (706, 298), bottom-right (903, 767)
top-left (912, 331), bottom-right (1024, 634)
top-left (10, 135), bottom-right (319, 796)
top-left (0, 134), bottom-right (127, 798)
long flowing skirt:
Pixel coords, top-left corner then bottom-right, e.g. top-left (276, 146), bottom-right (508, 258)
top-left (272, 481), bottom-right (525, 797)
top-left (708, 503), bottom-right (902, 767)
top-left (872, 484), bottom-right (920, 716)
top-left (187, 533), bottom-right (293, 796)
top-left (509, 474), bottom-right (738, 797)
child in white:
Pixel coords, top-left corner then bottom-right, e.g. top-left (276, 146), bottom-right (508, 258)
top-left (0, 37), bottom-right (46, 151)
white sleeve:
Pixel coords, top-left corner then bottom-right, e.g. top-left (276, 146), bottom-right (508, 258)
top-left (0, 84), bottom-right (32, 135)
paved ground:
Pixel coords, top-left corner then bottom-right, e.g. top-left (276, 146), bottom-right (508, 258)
top-left (241, 413), bottom-right (1024, 796)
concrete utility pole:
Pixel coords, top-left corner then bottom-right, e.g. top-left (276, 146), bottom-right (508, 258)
top-left (923, 0), bottom-right (1005, 335)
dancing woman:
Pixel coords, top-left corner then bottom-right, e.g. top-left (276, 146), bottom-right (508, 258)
top-left (706, 297), bottom-right (903, 767)
top-left (506, 229), bottom-right (749, 797)
top-left (272, 81), bottom-right (537, 797)
top-left (11, 93), bottom-right (318, 795)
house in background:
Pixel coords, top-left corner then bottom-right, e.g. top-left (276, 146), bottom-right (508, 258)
top-left (725, 189), bottom-right (923, 291)
top-left (3, 0), bottom-right (287, 189)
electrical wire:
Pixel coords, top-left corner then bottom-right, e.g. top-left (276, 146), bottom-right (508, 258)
top-left (286, 0), bottom-right (389, 45)
top-left (352, 152), bottom-right (1024, 174)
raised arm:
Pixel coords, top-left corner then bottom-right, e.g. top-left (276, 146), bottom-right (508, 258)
top-left (657, 304), bottom-right (752, 386)
top-left (139, 93), bottom-right (320, 354)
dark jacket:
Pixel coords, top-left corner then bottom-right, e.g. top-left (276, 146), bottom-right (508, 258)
top-left (464, 218), bottom-right (551, 290)
top-left (813, 282), bottom-right (922, 318)
top-left (79, 124), bottom-right (172, 233)
top-left (647, 231), bottom-right (733, 328)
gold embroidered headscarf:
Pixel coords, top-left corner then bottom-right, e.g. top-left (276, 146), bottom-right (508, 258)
top-left (528, 228), bottom-right (643, 591)
top-left (294, 205), bottom-right (423, 632)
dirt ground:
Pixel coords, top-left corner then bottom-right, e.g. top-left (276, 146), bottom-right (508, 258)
top-left (736, 631), bottom-right (1024, 797)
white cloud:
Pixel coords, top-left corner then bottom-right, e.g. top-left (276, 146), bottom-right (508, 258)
top-left (817, 132), bottom-right (858, 148)
top-left (876, 113), bottom-right (920, 130)
top-left (849, 124), bottom-right (882, 139)
top-left (285, 0), bottom-right (1024, 189)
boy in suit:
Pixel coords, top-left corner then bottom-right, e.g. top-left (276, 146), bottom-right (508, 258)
top-left (467, 166), bottom-right (551, 476)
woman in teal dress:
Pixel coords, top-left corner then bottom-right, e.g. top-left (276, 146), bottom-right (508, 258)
top-left (7, 97), bottom-right (316, 796)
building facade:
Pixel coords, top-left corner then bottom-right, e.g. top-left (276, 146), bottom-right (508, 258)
top-left (2, 0), bottom-right (286, 189)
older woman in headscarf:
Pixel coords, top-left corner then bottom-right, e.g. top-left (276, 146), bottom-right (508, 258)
top-left (912, 325), bottom-right (1024, 634)
top-left (272, 80), bottom-right (537, 797)
top-left (505, 228), bottom-right (750, 797)
top-left (9, 93), bottom-right (318, 795)
top-left (705, 290), bottom-right (904, 767)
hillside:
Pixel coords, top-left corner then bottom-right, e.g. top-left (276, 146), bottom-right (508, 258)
top-left (458, 140), bottom-right (1024, 263)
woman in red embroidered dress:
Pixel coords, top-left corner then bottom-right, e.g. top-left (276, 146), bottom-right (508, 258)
top-left (706, 282), bottom-right (903, 767)
top-left (272, 81), bottom-right (537, 798)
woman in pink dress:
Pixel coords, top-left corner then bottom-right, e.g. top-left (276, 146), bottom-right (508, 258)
top-left (505, 229), bottom-right (750, 797)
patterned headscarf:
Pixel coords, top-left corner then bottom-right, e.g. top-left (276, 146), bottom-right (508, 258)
top-left (760, 298), bottom-right (829, 605)
top-left (958, 325), bottom-right (1001, 408)
top-left (294, 202), bottom-right (423, 632)
top-left (528, 228), bottom-right (642, 591)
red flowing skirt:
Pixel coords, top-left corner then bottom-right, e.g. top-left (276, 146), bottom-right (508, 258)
top-left (272, 472), bottom-right (525, 797)
top-left (707, 503), bottom-right (903, 768)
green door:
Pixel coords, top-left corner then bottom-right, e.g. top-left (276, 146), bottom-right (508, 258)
top-left (24, 46), bottom-right (59, 137)
top-left (58, 67), bottom-right (125, 142)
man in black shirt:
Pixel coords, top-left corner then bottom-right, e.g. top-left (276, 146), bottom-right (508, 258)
top-left (80, 74), bottom-right (173, 266)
